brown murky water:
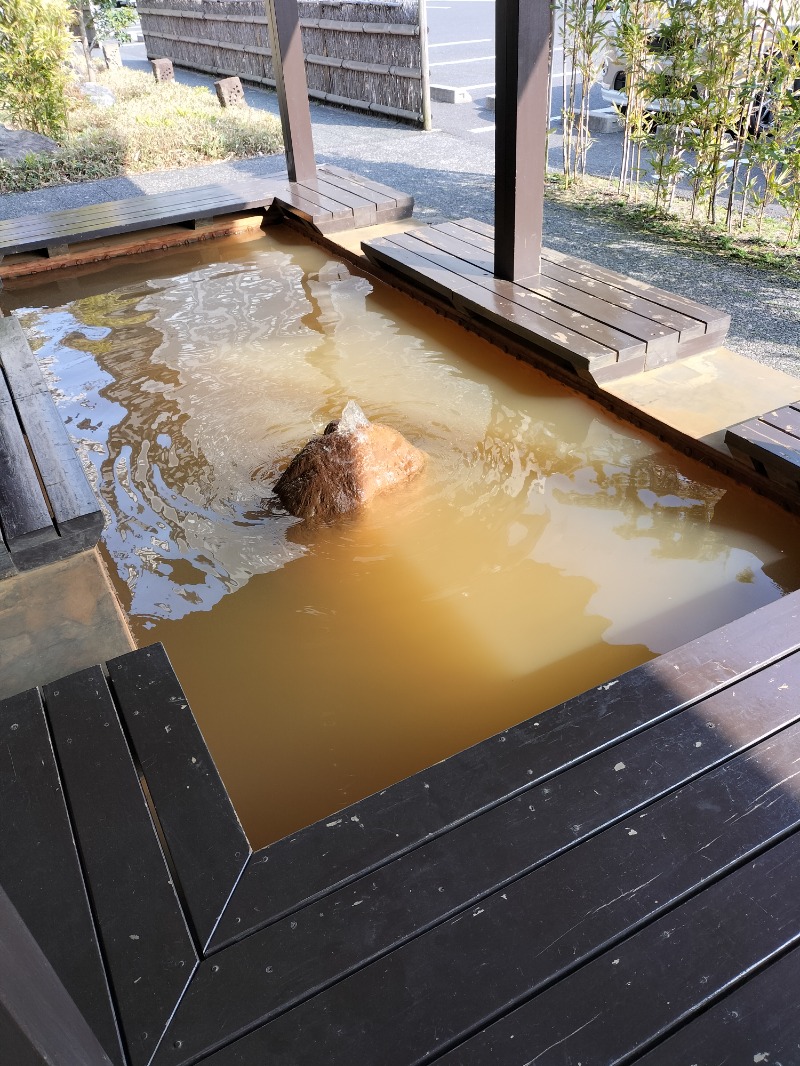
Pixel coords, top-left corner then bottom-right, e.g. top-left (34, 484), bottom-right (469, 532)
top-left (7, 226), bottom-right (800, 847)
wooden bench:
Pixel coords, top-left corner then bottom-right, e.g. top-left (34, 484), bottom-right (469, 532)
top-left (2, 590), bottom-right (800, 1064)
top-left (0, 317), bottom-right (103, 574)
top-left (725, 402), bottom-right (800, 500)
top-left (363, 218), bottom-right (731, 384)
top-left (0, 166), bottom-right (414, 269)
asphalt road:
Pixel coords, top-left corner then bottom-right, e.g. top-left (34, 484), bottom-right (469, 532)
top-left (425, 0), bottom-right (626, 183)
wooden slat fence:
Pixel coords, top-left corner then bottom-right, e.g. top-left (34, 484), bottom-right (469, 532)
top-left (138, 0), bottom-right (430, 125)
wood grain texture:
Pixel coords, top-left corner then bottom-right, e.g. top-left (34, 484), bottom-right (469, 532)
top-left (634, 942), bottom-right (800, 1066)
top-left (0, 384), bottom-right (56, 552)
top-left (107, 643), bottom-right (250, 952)
top-left (0, 687), bottom-right (124, 1065)
top-left (407, 224), bottom-right (677, 356)
top-left (0, 318), bottom-right (101, 538)
top-left (363, 234), bottom-right (625, 374)
top-left (197, 727), bottom-right (800, 1065)
top-left (440, 222), bottom-right (706, 341)
top-left (43, 667), bottom-right (197, 1066)
top-left (435, 832), bottom-right (800, 1066)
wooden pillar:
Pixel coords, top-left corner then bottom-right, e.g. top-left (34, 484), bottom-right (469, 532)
top-left (265, 0), bottom-right (316, 182)
top-left (494, 0), bottom-right (551, 281)
top-left (0, 887), bottom-right (113, 1065)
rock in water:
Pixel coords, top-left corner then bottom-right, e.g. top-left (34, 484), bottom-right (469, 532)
top-left (274, 403), bottom-right (425, 523)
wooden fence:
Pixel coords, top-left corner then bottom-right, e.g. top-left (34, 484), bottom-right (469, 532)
top-left (137, 0), bottom-right (430, 126)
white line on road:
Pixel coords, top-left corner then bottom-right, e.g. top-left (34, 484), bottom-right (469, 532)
top-left (429, 54), bottom-right (495, 66)
top-left (468, 124), bottom-right (495, 133)
top-left (461, 82), bottom-right (495, 90)
top-left (428, 38), bottom-right (492, 47)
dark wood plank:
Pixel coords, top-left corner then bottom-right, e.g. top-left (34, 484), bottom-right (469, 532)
top-left (279, 182), bottom-right (357, 223)
top-left (371, 229), bottom-right (652, 366)
top-left (0, 887), bottom-right (115, 1066)
top-left (434, 833), bottom-right (800, 1066)
top-left (15, 181), bottom-right (274, 229)
top-left (154, 651), bottom-right (800, 1066)
top-left (0, 687), bottom-right (124, 1065)
top-left (443, 220), bottom-right (705, 342)
top-left (196, 725), bottom-right (800, 1066)
top-left (0, 182), bottom-right (279, 255)
top-left (635, 943), bottom-right (800, 1066)
top-left (726, 420), bottom-right (800, 483)
top-left (318, 164), bottom-right (414, 211)
top-left (0, 318), bottom-right (102, 538)
top-left (208, 591), bottom-right (800, 950)
top-left (107, 643), bottom-right (250, 952)
top-left (364, 233), bottom-right (626, 372)
top-left (544, 245), bottom-right (731, 335)
top-left (0, 384), bottom-right (57, 552)
top-left (542, 259), bottom-right (704, 341)
top-left (456, 217), bottom-right (731, 338)
top-left (407, 224), bottom-right (677, 360)
top-left (760, 404), bottom-right (800, 443)
top-left (43, 666), bottom-right (198, 1066)
top-left (272, 185), bottom-right (335, 226)
top-left (294, 177), bottom-right (376, 228)
top-left (0, 180), bottom-right (279, 241)
top-left (312, 170), bottom-right (394, 210)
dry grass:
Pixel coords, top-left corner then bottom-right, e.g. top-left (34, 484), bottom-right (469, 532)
top-left (0, 66), bottom-right (283, 193)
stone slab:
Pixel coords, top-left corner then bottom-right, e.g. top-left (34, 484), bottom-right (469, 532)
top-left (604, 347), bottom-right (800, 440)
top-left (0, 549), bottom-right (135, 701)
top-left (430, 85), bottom-right (473, 104)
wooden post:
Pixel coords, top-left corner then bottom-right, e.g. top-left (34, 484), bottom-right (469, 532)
top-left (418, 0), bottom-right (433, 131)
top-left (0, 887), bottom-right (113, 1065)
top-left (494, 0), bottom-right (551, 281)
top-left (265, 0), bottom-right (317, 182)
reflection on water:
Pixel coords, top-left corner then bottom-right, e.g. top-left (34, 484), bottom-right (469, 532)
top-left (11, 226), bottom-right (800, 847)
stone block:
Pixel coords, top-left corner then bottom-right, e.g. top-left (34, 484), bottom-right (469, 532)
top-left (151, 57), bottom-right (174, 82)
top-left (430, 85), bottom-right (472, 104)
top-left (214, 76), bottom-right (248, 108)
top-left (102, 40), bottom-right (122, 68)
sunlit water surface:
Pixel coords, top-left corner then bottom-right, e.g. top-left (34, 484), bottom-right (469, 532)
top-left (9, 227), bottom-right (800, 847)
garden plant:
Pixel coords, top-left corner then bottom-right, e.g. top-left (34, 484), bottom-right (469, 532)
top-left (558, 0), bottom-right (800, 262)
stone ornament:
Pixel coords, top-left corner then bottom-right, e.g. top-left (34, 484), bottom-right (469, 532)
top-left (274, 401), bottom-right (425, 523)
top-left (151, 58), bottom-right (174, 82)
top-left (214, 76), bottom-right (248, 109)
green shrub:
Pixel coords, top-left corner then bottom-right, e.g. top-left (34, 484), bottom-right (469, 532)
top-left (0, 0), bottom-right (73, 137)
top-left (0, 130), bottom-right (126, 193)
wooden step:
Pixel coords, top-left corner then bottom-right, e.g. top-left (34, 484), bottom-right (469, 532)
top-left (363, 219), bottom-right (731, 384)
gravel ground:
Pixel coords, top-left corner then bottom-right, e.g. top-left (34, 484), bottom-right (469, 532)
top-left (2, 65), bottom-right (798, 379)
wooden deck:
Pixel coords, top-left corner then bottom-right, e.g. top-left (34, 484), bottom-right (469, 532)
top-left (3, 591), bottom-right (800, 1064)
top-left (362, 219), bottom-right (731, 384)
top-left (0, 317), bottom-right (102, 575)
top-left (726, 402), bottom-right (800, 497)
top-left (0, 164), bottom-right (413, 266)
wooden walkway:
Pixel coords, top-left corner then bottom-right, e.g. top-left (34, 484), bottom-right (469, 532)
top-left (3, 591), bottom-right (800, 1065)
top-left (0, 164), bottom-right (413, 265)
top-left (363, 219), bottom-right (731, 384)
